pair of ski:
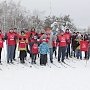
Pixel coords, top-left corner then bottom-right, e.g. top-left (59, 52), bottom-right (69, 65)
top-left (60, 61), bottom-right (76, 68)
top-left (47, 61), bottom-right (75, 68)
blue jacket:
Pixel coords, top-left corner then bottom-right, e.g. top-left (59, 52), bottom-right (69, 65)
top-left (39, 42), bottom-right (49, 54)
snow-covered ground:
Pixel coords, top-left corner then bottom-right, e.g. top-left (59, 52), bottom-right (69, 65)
top-left (0, 43), bottom-right (90, 90)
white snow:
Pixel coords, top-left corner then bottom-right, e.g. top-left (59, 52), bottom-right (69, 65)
top-left (0, 42), bottom-right (90, 90)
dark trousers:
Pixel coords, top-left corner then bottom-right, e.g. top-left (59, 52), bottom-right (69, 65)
top-left (25, 45), bottom-right (30, 58)
top-left (31, 54), bottom-right (37, 62)
top-left (85, 51), bottom-right (88, 59)
top-left (7, 45), bottom-right (15, 62)
top-left (13, 44), bottom-right (17, 59)
top-left (66, 44), bottom-right (71, 58)
top-left (49, 48), bottom-right (53, 63)
top-left (76, 50), bottom-right (82, 59)
top-left (40, 54), bottom-right (47, 65)
top-left (0, 48), bottom-right (2, 63)
top-left (58, 46), bottom-right (66, 62)
top-left (87, 48), bottom-right (90, 59)
top-left (29, 44), bottom-right (32, 57)
top-left (20, 50), bottom-right (26, 63)
top-left (53, 47), bottom-right (57, 57)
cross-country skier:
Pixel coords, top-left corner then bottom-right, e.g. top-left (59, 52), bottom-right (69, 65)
top-left (39, 39), bottom-right (49, 66)
top-left (5, 28), bottom-right (17, 64)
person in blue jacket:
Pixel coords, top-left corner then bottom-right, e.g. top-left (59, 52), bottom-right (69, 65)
top-left (39, 39), bottom-right (49, 66)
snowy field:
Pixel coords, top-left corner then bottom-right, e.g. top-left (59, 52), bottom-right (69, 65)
top-left (0, 43), bottom-right (90, 90)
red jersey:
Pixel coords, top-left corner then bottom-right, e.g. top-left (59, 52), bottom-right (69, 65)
top-left (58, 35), bottom-right (67, 47)
top-left (7, 32), bottom-right (16, 46)
top-left (18, 35), bottom-right (27, 49)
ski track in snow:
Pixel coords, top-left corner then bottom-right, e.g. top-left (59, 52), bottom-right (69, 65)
top-left (0, 42), bottom-right (90, 90)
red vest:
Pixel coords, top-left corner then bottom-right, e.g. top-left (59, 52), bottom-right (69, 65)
top-left (58, 35), bottom-right (67, 47)
top-left (0, 34), bottom-right (4, 48)
top-left (18, 35), bottom-right (27, 49)
top-left (80, 40), bottom-right (88, 51)
top-left (32, 43), bottom-right (38, 54)
top-left (7, 32), bottom-right (16, 46)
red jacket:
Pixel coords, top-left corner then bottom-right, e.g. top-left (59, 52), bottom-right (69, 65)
top-left (58, 35), bottom-right (67, 47)
top-left (0, 34), bottom-right (4, 48)
top-left (31, 43), bottom-right (38, 54)
top-left (7, 32), bottom-right (16, 46)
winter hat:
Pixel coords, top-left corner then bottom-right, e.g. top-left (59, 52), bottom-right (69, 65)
top-left (66, 29), bottom-right (69, 31)
top-left (60, 30), bottom-right (64, 33)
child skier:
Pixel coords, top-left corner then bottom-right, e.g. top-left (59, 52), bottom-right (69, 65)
top-left (39, 39), bottom-right (49, 66)
top-left (75, 34), bottom-right (83, 60)
top-left (31, 36), bottom-right (39, 64)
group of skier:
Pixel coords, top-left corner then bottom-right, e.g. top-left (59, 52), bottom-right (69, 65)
top-left (0, 27), bottom-right (90, 66)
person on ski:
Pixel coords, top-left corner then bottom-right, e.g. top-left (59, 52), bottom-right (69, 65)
top-left (83, 34), bottom-right (89, 59)
top-left (40, 27), bottom-right (53, 63)
top-left (39, 39), bottom-right (49, 66)
top-left (57, 30), bottom-right (67, 63)
top-left (52, 32), bottom-right (57, 59)
top-left (0, 30), bottom-right (4, 64)
top-left (71, 32), bottom-right (77, 57)
top-left (5, 28), bottom-right (17, 64)
top-left (25, 28), bottom-right (30, 58)
top-left (18, 31), bottom-right (28, 64)
top-left (64, 29), bottom-right (72, 59)
top-left (31, 36), bottom-right (39, 64)
top-left (75, 33), bottom-right (83, 60)
top-left (29, 28), bottom-right (37, 58)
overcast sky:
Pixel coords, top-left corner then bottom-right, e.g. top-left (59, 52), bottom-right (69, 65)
top-left (2, 0), bottom-right (90, 28)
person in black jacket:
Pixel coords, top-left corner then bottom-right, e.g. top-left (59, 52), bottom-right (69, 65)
top-left (84, 34), bottom-right (89, 59)
top-left (71, 32), bottom-right (77, 57)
